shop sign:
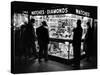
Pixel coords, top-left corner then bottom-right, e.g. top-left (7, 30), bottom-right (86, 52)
top-left (47, 8), bottom-right (68, 14)
top-left (31, 8), bottom-right (90, 17)
top-left (31, 8), bottom-right (68, 15)
top-left (76, 9), bottom-right (90, 17)
top-left (31, 10), bottom-right (45, 15)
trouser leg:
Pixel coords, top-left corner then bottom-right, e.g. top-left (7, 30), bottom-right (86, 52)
top-left (39, 44), bottom-right (43, 59)
top-left (73, 46), bottom-right (80, 65)
top-left (44, 44), bottom-right (48, 60)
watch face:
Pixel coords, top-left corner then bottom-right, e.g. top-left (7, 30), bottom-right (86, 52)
top-left (11, 1), bottom-right (97, 74)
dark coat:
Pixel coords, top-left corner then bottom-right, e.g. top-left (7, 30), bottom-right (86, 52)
top-left (73, 27), bottom-right (82, 46)
top-left (85, 27), bottom-right (92, 44)
top-left (36, 26), bottom-right (49, 45)
top-left (23, 24), bottom-right (36, 47)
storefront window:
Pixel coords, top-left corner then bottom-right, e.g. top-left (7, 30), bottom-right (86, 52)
top-left (32, 13), bottom-right (92, 59)
top-left (12, 11), bottom-right (93, 60)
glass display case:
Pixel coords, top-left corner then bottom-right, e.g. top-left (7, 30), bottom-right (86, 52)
top-left (31, 14), bottom-right (92, 59)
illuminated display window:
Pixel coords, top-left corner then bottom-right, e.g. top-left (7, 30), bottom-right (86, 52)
top-left (48, 41), bottom-right (85, 59)
top-left (12, 12), bottom-right (93, 59)
top-left (31, 14), bottom-right (92, 40)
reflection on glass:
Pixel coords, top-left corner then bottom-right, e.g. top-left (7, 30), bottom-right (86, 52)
top-left (48, 41), bottom-right (85, 59)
